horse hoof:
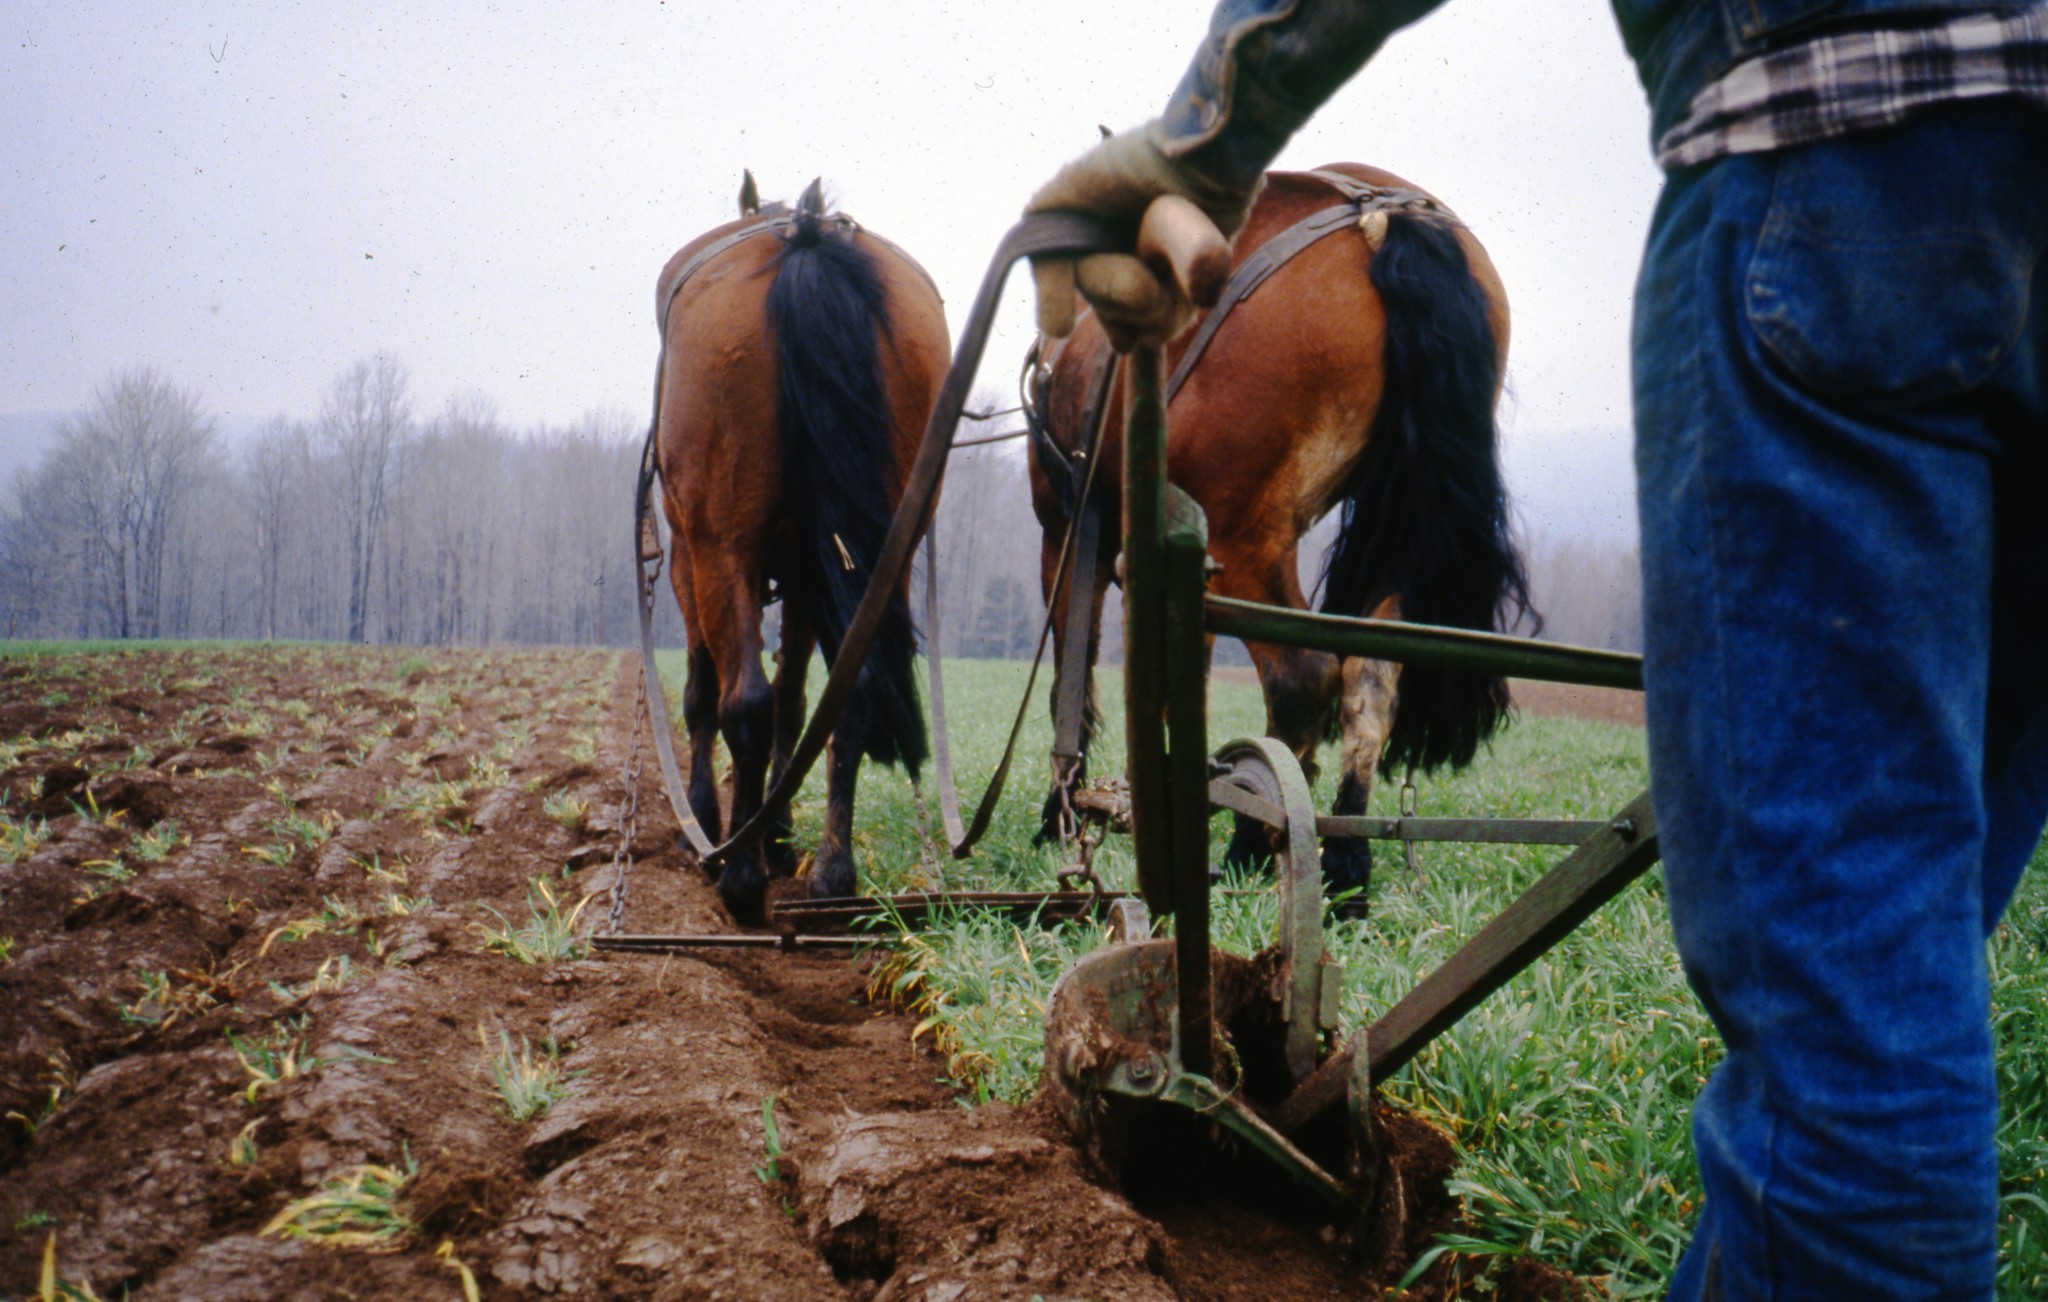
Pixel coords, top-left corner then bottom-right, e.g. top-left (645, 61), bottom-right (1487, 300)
top-left (1034, 792), bottom-right (1072, 848)
top-left (1320, 836), bottom-right (1374, 902)
top-left (717, 864), bottom-right (768, 927)
top-left (1221, 817), bottom-right (1275, 877)
top-left (808, 853), bottom-right (857, 900)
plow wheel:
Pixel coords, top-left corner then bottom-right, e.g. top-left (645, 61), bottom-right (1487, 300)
top-left (1043, 737), bottom-right (1382, 1238)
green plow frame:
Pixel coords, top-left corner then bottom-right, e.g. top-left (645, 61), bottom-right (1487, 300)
top-left (1044, 322), bottom-right (1662, 1227)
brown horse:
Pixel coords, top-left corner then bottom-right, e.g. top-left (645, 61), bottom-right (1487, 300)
top-left (1027, 164), bottom-right (1531, 908)
top-left (654, 177), bottom-right (949, 924)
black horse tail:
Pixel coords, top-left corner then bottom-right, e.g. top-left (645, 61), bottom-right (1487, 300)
top-left (766, 181), bottom-right (928, 775)
top-left (1318, 211), bottom-right (1535, 774)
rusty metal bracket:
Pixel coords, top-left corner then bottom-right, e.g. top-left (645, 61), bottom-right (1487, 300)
top-left (1273, 789), bottom-right (1661, 1134)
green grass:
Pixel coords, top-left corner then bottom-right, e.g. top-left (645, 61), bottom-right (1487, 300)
top-left (476, 878), bottom-right (591, 964)
top-left (260, 1158), bottom-right (417, 1250)
top-left (1, 811), bottom-right (52, 863)
top-left (659, 651), bottom-right (2048, 1296)
top-left (129, 818), bottom-right (183, 862)
top-left (481, 1027), bottom-right (571, 1121)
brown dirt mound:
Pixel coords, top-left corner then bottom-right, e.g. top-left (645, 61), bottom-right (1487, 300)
top-left (1, 645), bottom-right (1588, 1300)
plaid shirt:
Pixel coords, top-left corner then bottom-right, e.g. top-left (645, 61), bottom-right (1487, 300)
top-left (1656, 3), bottom-right (2048, 168)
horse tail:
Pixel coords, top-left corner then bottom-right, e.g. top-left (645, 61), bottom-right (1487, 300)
top-left (1318, 211), bottom-right (1535, 773)
top-left (766, 182), bottom-right (928, 775)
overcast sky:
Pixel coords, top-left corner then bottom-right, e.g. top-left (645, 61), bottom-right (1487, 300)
top-left (4, 1), bottom-right (1661, 538)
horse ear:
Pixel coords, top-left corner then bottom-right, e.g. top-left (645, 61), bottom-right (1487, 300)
top-left (739, 170), bottom-right (759, 217)
top-left (797, 177), bottom-right (825, 219)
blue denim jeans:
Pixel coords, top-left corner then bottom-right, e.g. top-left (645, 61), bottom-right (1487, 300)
top-left (1633, 101), bottom-right (2048, 1299)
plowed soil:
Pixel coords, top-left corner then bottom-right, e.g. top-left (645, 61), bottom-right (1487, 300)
top-left (1, 646), bottom-right (1591, 1300)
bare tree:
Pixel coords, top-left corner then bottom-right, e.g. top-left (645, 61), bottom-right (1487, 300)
top-left (320, 353), bottom-right (412, 642)
top-left (240, 419), bottom-right (308, 640)
top-left (32, 368), bottom-right (219, 638)
top-left (1523, 528), bottom-right (1643, 651)
top-left (0, 463), bottom-right (76, 637)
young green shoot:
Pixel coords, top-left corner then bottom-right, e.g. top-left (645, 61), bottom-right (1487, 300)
top-left (480, 1026), bottom-right (571, 1121)
top-left (541, 790), bottom-right (590, 831)
top-left (129, 818), bottom-right (182, 862)
top-left (260, 1159), bottom-right (417, 1251)
top-left (753, 1093), bottom-right (787, 1184)
top-left (0, 811), bottom-right (50, 864)
top-left (476, 878), bottom-right (592, 964)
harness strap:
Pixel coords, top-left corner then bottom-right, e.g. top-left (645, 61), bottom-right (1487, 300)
top-left (655, 211), bottom-right (944, 335)
top-left (1164, 174), bottom-right (1454, 404)
top-left (923, 525), bottom-right (968, 848)
top-left (1050, 348), bottom-right (1118, 763)
top-left (921, 341), bottom-right (1118, 856)
top-left (633, 426), bottom-right (715, 857)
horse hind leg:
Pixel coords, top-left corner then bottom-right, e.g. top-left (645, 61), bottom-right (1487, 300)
top-left (809, 678), bottom-right (872, 899)
top-left (1325, 651), bottom-right (1402, 918)
top-left (713, 655), bottom-right (775, 926)
top-left (764, 612), bottom-right (816, 875)
top-left (681, 643), bottom-right (724, 854)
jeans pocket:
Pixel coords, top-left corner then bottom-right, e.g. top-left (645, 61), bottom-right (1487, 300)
top-left (1743, 146), bottom-right (2031, 413)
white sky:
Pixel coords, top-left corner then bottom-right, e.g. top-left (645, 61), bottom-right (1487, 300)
top-left (3, 0), bottom-right (1659, 539)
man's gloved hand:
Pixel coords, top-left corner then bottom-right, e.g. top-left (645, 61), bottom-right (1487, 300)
top-left (1025, 121), bottom-right (1257, 351)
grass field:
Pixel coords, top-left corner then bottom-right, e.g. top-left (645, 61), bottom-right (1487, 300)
top-left (661, 651), bottom-right (2048, 1297)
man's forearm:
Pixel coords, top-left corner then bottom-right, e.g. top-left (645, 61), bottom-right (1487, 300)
top-left (1160, 0), bottom-right (1451, 193)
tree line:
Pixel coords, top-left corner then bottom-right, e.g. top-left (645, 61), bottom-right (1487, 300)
top-left (1, 360), bottom-right (652, 647)
top-left (0, 360), bottom-right (1641, 657)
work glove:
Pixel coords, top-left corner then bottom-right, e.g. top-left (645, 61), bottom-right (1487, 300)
top-left (1025, 122), bottom-right (1257, 351)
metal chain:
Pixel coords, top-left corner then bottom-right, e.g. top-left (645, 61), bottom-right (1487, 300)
top-left (607, 539), bottom-right (662, 936)
top-left (1056, 817), bottom-right (1108, 911)
top-left (1052, 753), bottom-right (1084, 846)
top-left (1400, 771), bottom-right (1422, 889)
top-left (1054, 759), bottom-right (1107, 910)
top-left (605, 669), bottom-right (648, 935)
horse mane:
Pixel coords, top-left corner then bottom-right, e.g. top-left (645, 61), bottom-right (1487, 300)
top-left (1319, 212), bottom-right (1536, 774)
top-left (765, 179), bottom-right (928, 773)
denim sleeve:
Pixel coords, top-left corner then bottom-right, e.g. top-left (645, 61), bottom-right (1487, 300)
top-left (1158, 0), bottom-right (1452, 193)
